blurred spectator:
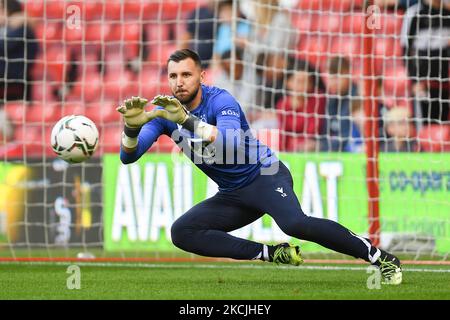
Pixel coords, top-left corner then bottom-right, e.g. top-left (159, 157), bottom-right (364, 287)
top-left (248, 52), bottom-right (291, 130)
top-left (214, 0), bottom-right (250, 58)
top-left (380, 107), bottom-right (419, 152)
top-left (0, 108), bottom-right (13, 144)
top-left (241, 0), bottom-right (296, 111)
top-left (0, 0), bottom-right (38, 102)
top-left (276, 59), bottom-right (326, 152)
top-left (346, 101), bottom-right (365, 153)
top-left (214, 48), bottom-right (252, 111)
top-left (242, 0), bottom-right (295, 56)
top-left (374, 0), bottom-right (419, 10)
top-left (256, 52), bottom-right (291, 110)
top-left (320, 56), bottom-right (361, 152)
top-left (179, 0), bottom-right (217, 69)
top-left (401, 0), bottom-right (450, 125)
top-left (417, 123), bottom-right (450, 151)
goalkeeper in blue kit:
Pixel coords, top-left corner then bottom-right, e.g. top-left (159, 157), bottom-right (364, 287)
top-left (117, 49), bottom-right (402, 285)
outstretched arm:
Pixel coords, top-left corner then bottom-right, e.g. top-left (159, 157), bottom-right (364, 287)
top-left (116, 96), bottom-right (165, 164)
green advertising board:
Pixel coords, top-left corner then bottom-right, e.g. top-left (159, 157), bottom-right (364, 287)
top-left (103, 153), bottom-right (450, 254)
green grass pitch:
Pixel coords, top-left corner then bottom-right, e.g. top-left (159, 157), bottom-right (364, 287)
top-left (0, 261), bottom-right (449, 300)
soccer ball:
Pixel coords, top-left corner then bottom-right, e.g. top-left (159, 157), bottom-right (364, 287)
top-left (51, 115), bottom-right (99, 163)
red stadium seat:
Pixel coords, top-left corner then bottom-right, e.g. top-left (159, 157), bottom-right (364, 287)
top-left (44, 46), bottom-right (70, 82)
top-left (135, 66), bottom-right (164, 98)
top-left (110, 23), bottom-right (142, 58)
top-left (123, 0), bottom-right (143, 17)
top-left (292, 12), bottom-right (341, 34)
top-left (103, 0), bottom-right (123, 20)
top-left (157, 75), bottom-right (173, 96)
top-left (382, 67), bottom-right (411, 98)
top-left (67, 0), bottom-right (102, 21)
top-left (64, 22), bottom-right (83, 44)
top-left (130, 82), bottom-right (161, 103)
top-left (103, 71), bottom-right (134, 101)
top-left (100, 126), bottom-right (122, 153)
top-left (160, 0), bottom-right (210, 19)
top-left (4, 102), bottom-right (28, 125)
top-left (297, 0), bottom-right (363, 11)
top-left (44, 125), bottom-right (56, 156)
top-left (148, 44), bottom-right (178, 66)
top-left (24, 0), bottom-right (44, 18)
top-left (255, 129), bottom-right (280, 152)
top-left (296, 36), bottom-right (331, 68)
top-left (61, 102), bottom-right (87, 117)
top-left (160, 1), bottom-right (182, 19)
top-left (14, 125), bottom-right (41, 143)
top-left (291, 13), bottom-right (314, 33)
top-left (85, 102), bottom-right (121, 125)
top-left (123, 0), bottom-right (160, 19)
top-left (343, 12), bottom-right (404, 35)
top-left (69, 73), bottom-right (103, 103)
top-left (343, 13), bottom-right (365, 34)
top-left (45, 0), bottom-right (65, 19)
top-left (34, 22), bottom-right (62, 44)
top-left (25, 0), bottom-right (65, 19)
top-left (377, 13), bottom-right (404, 35)
top-left (30, 82), bottom-right (57, 104)
top-left (72, 51), bottom-right (102, 76)
top-left (149, 134), bottom-right (178, 153)
top-left (331, 36), bottom-right (363, 58)
top-left (203, 67), bottom-right (221, 86)
top-left (85, 22), bottom-right (114, 43)
top-left (103, 51), bottom-right (129, 74)
top-left (177, 0), bottom-right (208, 14)
top-left (145, 23), bottom-right (173, 43)
top-left (110, 23), bottom-right (141, 42)
top-left (418, 125), bottom-right (450, 152)
top-left (374, 38), bottom-right (402, 58)
top-left (13, 125), bottom-right (46, 157)
top-left (332, 37), bottom-right (401, 67)
top-left (26, 103), bottom-right (61, 124)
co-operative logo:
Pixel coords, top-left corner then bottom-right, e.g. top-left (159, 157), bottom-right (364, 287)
top-left (389, 170), bottom-right (450, 195)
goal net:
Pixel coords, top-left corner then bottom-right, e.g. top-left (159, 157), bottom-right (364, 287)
top-left (0, 0), bottom-right (448, 261)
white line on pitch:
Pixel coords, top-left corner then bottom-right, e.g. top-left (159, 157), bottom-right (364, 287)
top-left (1, 261), bottom-right (450, 273)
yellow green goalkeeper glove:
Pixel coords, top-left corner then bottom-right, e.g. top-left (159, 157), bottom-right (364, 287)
top-left (150, 95), bottom-right (189, 125)
top-left (116, 96), bottom-right (155, 128)
top-left (151, 94), bottom-right (217, 142)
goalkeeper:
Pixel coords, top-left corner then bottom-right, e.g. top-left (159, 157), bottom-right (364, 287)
top-left (117, 49), bottom-right (402, 285)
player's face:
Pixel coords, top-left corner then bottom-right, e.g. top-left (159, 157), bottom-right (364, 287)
top-left (167, 58), bottom-right (205, 106)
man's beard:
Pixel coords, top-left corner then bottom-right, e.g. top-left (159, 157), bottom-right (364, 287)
top-left (174, 86), bottom-right (199, 105)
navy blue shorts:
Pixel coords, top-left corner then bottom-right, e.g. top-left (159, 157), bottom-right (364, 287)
top-left (171, 161), bottom-right (374, 262)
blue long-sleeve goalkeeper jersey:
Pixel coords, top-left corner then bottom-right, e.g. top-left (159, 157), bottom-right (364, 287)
top-left (120, 84), bottom-right (278, 191)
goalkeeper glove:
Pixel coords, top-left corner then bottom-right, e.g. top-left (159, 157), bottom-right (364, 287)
top-left (116, 96), bottom-right (155, 128)
top-left (150, 95), bottom-right (189, 124)
top-left (151, 95), bottom-right (217, 142)
top-left (116, 96), bottom-right (155, 149)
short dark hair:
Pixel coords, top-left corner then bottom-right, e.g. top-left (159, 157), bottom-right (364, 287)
top-left (167, 49), bottom-right (202, 68)
top-left (287, 58), bottom-right (326, 92)
top-left (218, 0), bottom-right (233, 11)
top-left (328, 56), bottom-right (351, 75)
top-left (2, 0), bottom-right (23, 16)
top-left (220, 47), bottom-right (244, 61)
